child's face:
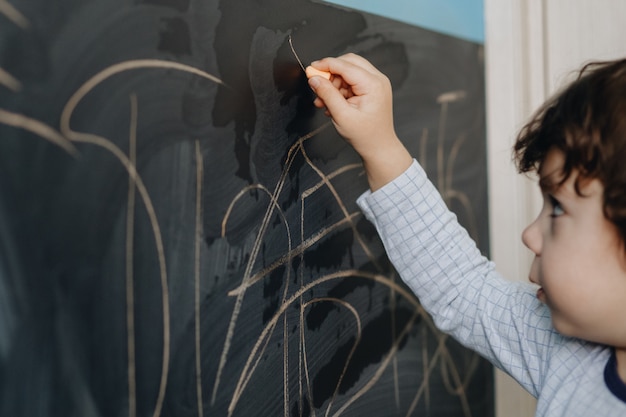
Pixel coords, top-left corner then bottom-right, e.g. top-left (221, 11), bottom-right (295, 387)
top-left (522, 147), bottom-right (626, 347)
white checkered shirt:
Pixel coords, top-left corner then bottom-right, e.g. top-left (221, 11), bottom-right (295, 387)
top-left (357, 160), bottom-right (626, 416)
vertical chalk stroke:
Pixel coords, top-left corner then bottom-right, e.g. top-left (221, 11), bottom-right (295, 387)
top-left (420, 320), bottom-right (431, 412)
top-left (298, 146), bottom-right (311, 417)
top-left (312, 298), bottom-right (361, 417)
top-left (406, 333), bottom-right (449, 416)
top-left (435, 337), bottom-right (475, 416)
top-left (283, 309), bottom-right (290, 417)
top-left (126, 94), bottom-right (139, 417)
top-left (298, 298), bottom-right (361, 417)
top-left (298, 157), bottom-right (309, 417)
top-left (431, 90), bottom-right (480, 243)
top-left (390, 269), bottom-right (401, 409)
top-left (436, 91), bottom-right (464, 193)
top-left (194, 140), bottom-right (205, 417)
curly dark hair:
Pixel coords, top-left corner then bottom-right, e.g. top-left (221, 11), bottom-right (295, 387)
top-left (514, 58), bottom-right (626, 244)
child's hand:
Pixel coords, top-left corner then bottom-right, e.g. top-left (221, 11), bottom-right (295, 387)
top-left (307, 53), bottom-right (412, 191)
top-left (306, 54), bottom-right (395, 159)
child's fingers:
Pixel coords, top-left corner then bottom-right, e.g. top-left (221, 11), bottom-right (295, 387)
top-left (308, 75), bottom-right (352, 119)
top-left (313, 96), bottom-right (325, 108)
top-left (331, 75), bottom-right (344, 90)
top-left (339, 86), bottom-right (353, 99)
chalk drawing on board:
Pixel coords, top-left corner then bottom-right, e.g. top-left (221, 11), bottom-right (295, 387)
top-left (0, 0), bottom-right (27, 91)
top-left (0, 1), bottom-right (490, 416)
top-left (1, 69), bottom-right (482, 417)
top-left (0, 109), bottom-right (78, 155)
top-left (0, 0), bottom-right (28, 29)
top-left (58, 60), bottom-right (226, 417)
top-left (0, 55), bottom-right (225, 416)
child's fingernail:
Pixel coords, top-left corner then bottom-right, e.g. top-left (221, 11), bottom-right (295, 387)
top-left (308, 77), bottom-right (320, 89)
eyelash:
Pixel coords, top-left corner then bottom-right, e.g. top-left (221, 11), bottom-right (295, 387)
top-left (548, 195), bottom-right (564, 217)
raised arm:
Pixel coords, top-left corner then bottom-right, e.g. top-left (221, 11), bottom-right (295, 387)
top-left (307, 54), bottom-right (556, 397)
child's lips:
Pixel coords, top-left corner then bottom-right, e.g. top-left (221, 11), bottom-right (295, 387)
top-left (528, 274), bottom-right (545, 302)
top-left (536, 287), bottom-right (546, 302)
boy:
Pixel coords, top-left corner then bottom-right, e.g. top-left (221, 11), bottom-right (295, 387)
top-left (305, 54), bottom-right (626, 415)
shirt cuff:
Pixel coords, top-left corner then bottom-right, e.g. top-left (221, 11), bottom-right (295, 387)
top-left (356, 159), bottom-right (427, 223)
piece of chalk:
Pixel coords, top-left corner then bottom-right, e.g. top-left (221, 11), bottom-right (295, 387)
top-left (305, 66), bottom-right (331, 80)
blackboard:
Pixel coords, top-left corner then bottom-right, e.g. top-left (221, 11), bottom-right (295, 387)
top-left (0, 0), bottom-right (492, 416)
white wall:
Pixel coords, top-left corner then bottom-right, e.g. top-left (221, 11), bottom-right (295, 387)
top-left (484, 1), bottom-right (626, 416)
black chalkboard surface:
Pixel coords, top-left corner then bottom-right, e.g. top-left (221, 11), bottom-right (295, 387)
top-left (0, 0), bottom-right (492, 416)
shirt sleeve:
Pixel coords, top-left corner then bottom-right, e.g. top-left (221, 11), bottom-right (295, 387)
top-left (357, 159), bottom-right (559, 397)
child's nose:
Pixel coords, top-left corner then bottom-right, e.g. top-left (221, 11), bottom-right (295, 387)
top-left (522, 218), bottom-right (542, 255)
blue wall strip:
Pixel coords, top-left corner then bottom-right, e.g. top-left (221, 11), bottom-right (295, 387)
top-left (322, 0), bottom-right (484, 44)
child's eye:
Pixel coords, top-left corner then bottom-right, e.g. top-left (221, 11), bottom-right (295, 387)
top-left (549, 195), bottom-right (564, 217)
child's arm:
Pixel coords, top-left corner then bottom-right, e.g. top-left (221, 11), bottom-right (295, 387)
top-left (308, 54), bottom-right (556, 397)
top-left (306, 54), bottom-right (413, 191)
top-left (357, 158), bottom-right (552, 397)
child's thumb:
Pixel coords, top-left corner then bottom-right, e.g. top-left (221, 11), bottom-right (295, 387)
top-left (308, 76), bottom-right (347, 116)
